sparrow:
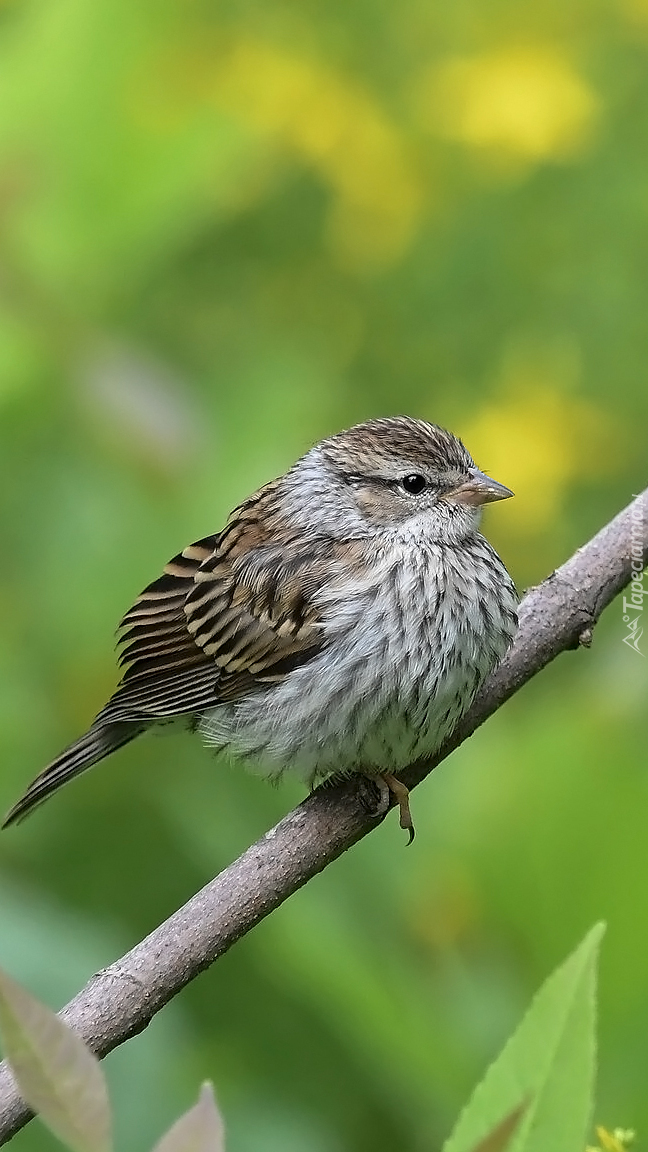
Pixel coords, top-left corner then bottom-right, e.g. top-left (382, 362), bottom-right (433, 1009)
top-left (3, 417), bottom-right (518, 841)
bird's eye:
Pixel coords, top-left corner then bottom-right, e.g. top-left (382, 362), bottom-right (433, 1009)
top-left (400, 474), bottom-right (427, 495)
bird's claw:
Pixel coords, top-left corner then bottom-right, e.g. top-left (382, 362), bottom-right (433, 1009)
top-left (378, 772), bottom-right (416, 845)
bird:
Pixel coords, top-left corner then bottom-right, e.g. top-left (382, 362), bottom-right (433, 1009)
top-left (3, 417), bottom-right (518, 841)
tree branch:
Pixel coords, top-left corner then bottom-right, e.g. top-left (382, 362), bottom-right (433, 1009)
top-left (0, 489), bottom-right (646, 1143)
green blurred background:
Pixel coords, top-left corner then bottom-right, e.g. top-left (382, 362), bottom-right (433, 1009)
top-left (0, 0), bottom-right (647, 1148)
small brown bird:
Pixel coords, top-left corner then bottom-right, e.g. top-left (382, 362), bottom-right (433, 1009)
top-left (3, 417), bottom-right (518, 840)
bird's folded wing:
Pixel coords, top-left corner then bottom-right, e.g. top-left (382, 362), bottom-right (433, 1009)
top-left (183, 535), bottom-right (326, 702)
top-left (103, 510), bottom-right (335, 722)
top-left (106, 534), bottom-right (222, 720)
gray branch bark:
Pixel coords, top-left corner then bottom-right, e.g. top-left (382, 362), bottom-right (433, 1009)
top-left (0, 488), bottom-right (646, 1143)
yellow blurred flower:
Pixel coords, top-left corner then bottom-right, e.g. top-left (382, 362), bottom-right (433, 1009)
top-left (211, 40), bottom-right (424, 270)
top-left (416, 46), bottom-right (599, 166)
top-left (587, 1127), bottom-right (636, 1152)
top-left (462, 356), bottom-right (616, 534)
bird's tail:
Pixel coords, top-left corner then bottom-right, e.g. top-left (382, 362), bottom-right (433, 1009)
top-left (2, 720), bottom-right (144, 827)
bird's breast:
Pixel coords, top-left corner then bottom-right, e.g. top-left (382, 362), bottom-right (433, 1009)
top-left (200, 537), bottom-right (517, 782)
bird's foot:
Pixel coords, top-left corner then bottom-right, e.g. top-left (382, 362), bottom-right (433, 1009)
top-left (356, 773), bottom-right (390, 819)
top-left (324, 770), bottom-right (415, 845)
top-left (378, 772), bottom-right (415, 845)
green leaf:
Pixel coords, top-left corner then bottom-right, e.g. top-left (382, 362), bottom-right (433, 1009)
top-left (443, 923), bottom-right (604, 1152)
top-left (152, 1082), bottom-right (225, 1152)
top-left (468, 1101), bottom-right (528, 1152)
top-left (0, 966), bottom-right (112, 1152)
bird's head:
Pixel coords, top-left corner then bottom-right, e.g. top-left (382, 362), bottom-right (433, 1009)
top-left (286, 416), bottom-right (513, 545)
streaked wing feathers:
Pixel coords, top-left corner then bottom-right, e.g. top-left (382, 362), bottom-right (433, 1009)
top-left (104, 506), bottom-right (330, 722)
top-left (108, 535), bottom-right (221, 720)
top-left (184, 543), bottom-right (324, 701)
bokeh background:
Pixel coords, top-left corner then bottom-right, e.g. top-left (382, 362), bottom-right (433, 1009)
top-left (0, 0), bottom-right (647, 1148)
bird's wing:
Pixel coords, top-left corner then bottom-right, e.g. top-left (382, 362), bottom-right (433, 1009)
top-left (183, 530), bottom-right (328, 703)
top-left (107, 534), bottom-right (223, 720)
top-left (104, 496), bottom-right (337, 722)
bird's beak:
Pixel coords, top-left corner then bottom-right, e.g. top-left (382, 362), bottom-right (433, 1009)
top-left (444, 467), bottom-right (514, 507)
